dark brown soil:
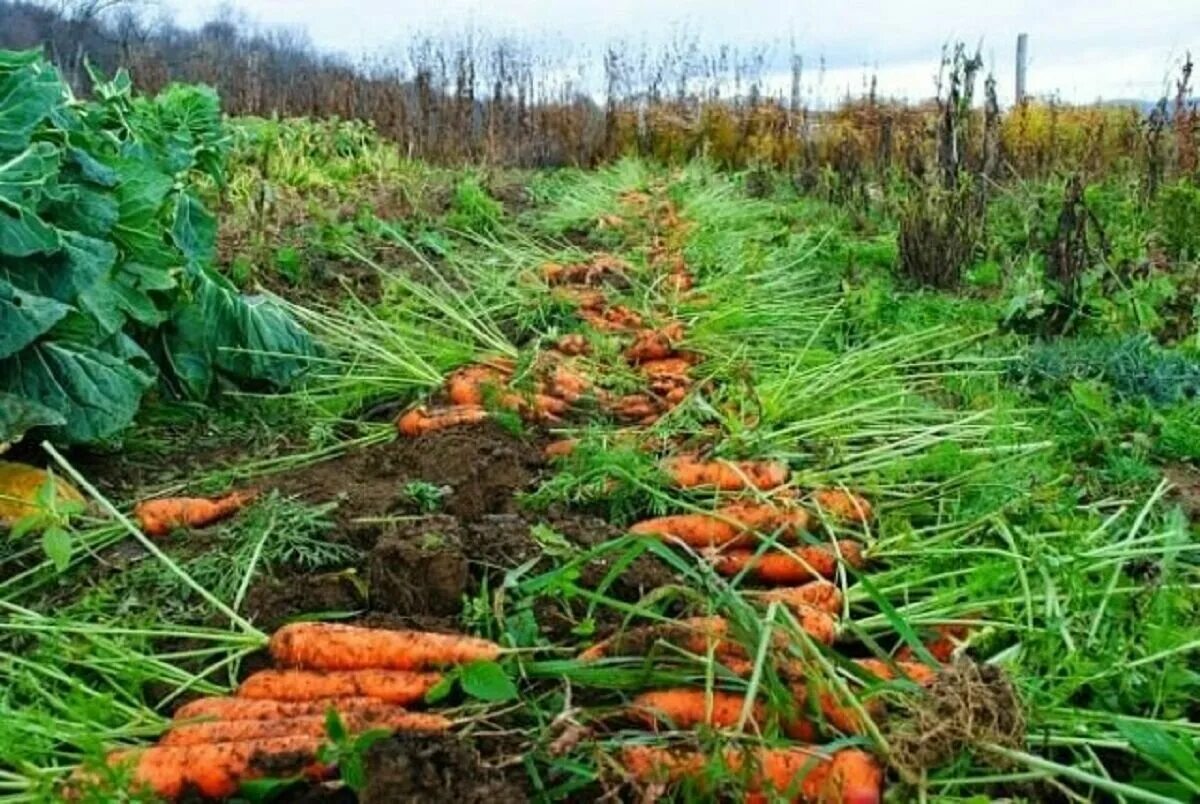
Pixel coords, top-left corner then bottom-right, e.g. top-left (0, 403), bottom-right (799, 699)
top-left (369, 516), bottom-right (470, 617)
top-left (361, 732), bottom-right (527, 804)
top-left (1165, 463), bottom-right (1200, 523)
top-left (242, 570), bottom-right (367, 632)
top-left (270, 421), bottom-right (542, 527)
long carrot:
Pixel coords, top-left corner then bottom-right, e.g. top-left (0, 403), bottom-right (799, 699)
top-left (755, 581), bottom-right (844, 616)
top-left (396, 405), bottom-right (488, 437)
top-left (268, 622), bottom-right (502, 672)
top-left (173, 696), bottom-right (388, 722)
top-left (662, 454), bottom-right (789, 491)
top-left (579, 611), bottom-right (836, 661)
top-left (813, 489), bottom-right (874, 524)
top-left (105, 736), bottom-right (328, 800)
top-left (621, 745), bottom-right (883, 804)
top-left (638, 357), bottom-right (694, 378)
top-left (629, 502), bottom-right (811, 548)
top-left (237, 669), bottom-right (442, 705)
top-left (631, 688), bottom-right (821, 742)
top-left (714, 541), bottom-right (865, 583)
top-left (134, 491), bottom-right (256, 538)
top-left (161, 710), bottom-right (450, 747)
top-left (854, 658), bottom-right (938, 686)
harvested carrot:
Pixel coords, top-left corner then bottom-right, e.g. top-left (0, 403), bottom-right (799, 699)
top-left (629, 502), bottom-right (810, 548)
top-left (579, 616), bottom-right (730, 662)
top-left (542, 438), bottom-right (579, 460)
top-left (554, 333), bottom-right (590, 356)
top-left (896, 621), bottom-right (974, 663)
top-left (161, 710), bottom-right (450, 747)
top-left (631, 688), bottom-right (821, 741)
top-left (631, 689), bottom-right (765, 733)
top-left (663, 454), bottom-right (789, 491)
top-left (608, 393), bottom-right (663, 422)
top-left (638, 357), bottom-right (693, 378)
top-left (173, 696), bottom-right (388, 722)
top-left (237, 669), bottom-right (442, 705)
top-left (546, 364), bottom-right (591, 402)
top-left (396, 405), bottom-right (488, 437)
top-left (552, 286), bottom-right (607, 311)
top-left (445, 364), bottom-right (512, 406)
top-left (580, 610), bottom-right (835, 661)
top-left (756, 581), bottom-right (844, 616)
top-left (580, 305), bottom-right (644, 332)
top-left (621, 745), bottom-right (883, 804)
top-left (105, 736), bottom-right (328, 799)
top-left (854, 658), bottom-right (938, 686)
top-left (625, 322), bottom-right (686, 363)
top-left (269, 622), bottom-right (501, 672)
top-left (714, 541), bottom-right (865, 583)
top-left (134, 491), bottom-right (256, 538)
top-left (813, 489), bottom-right (873, 524)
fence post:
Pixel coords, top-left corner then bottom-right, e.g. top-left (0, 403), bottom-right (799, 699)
top-left (1015, 33), bottom-right (1028, 105)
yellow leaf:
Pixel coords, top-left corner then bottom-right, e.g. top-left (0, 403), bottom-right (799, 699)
top-left (0, 461), bottom-right (85, 526)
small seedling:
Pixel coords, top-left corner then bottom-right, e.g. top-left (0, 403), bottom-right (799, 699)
top-left (9, 474), bottom-right (86, 572)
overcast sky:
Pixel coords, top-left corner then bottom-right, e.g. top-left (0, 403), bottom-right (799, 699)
top-left (166, 1), bottom-right (1198, 104)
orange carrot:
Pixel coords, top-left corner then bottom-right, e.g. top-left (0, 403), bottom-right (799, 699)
top-left (396, 405), bottom-right (488, 437)
top-left (134, 491), bottom-right (256, 538)
top-left (638, 357), bottom-right (693, 378)
top-left (854, 658), bottom-right (938, 686)
top-left (629, 502), bottom-right (810, 548)
top-left (580, 305), bottom-right (644, 332)
top-left (268, 623), bottom-right (501, 672)
top-left (813, 489), bottom-right (873, 524)
top-left (756, 581), bottom-right (844, 616)
top-left (105, 736), bottom-right (328, 800)
top-left (445, 364), bottom-right (512, 406)
top-left (631, 688), bottom-right (823, 742)
top-left (608, 393), bottom-right (664, 422)
top-left (714, 541), bottom-right (865, 583)
top-left (546, 364), bottom-right (591, 402)
top-left (554, 333), bottom-right (590, 356)
top-left (579, 616), bottom-right (731, 662)
top-left (543, 438), bottom-right (579, 460)
top-left (621, 745), bottom-right (883, 804)
top-left (161, 710), bottom-right (450, 747)
top-left (173, 696), bottom-right (388, 722)
top-left (662, 454), bottom-right (789, 491)
top-left (625, 322), bottom-right (686, 363)
top-left (631, 689), bottom-right (765, 732)
top-left (896, 621), bottom-right (975, 663)
top-left (580, 610), bottom-right (835, 662)
top-left (237, 669), bottom-right (442, 705)
top-left (552, 287), bottom-right (607, 311)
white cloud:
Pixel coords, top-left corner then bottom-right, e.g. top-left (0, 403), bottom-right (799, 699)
top-left (165, 0), bottom-right (1198, 103)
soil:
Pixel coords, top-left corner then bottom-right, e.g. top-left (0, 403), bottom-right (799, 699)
top-left (270, 420), bottom-right (542, 528)
top-left (1164, 463), bottom-right (1200, 523)
top-left (361, 732), bottom-right (528, 804)
top-left (242, 570), bottom-right (367, 632)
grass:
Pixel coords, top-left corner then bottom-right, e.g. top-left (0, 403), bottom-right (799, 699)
top-left (0, 130), bottom-right (1196, 802)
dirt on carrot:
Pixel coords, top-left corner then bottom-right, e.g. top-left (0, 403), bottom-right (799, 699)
top-left (236, 669), bottom-right (443, 704)
top-left (397, 405), bottom-right (489, 437)
top-left (268, 622), bottom-right (502, 671)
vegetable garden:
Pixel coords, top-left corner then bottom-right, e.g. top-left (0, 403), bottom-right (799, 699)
top-left (1, 50), bottom-right (1198, 804)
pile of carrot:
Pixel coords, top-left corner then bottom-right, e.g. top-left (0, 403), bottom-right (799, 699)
top-left (94, 624), bottom-right (500, 800)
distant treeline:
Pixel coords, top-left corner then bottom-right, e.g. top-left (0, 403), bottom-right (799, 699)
top-left (2, 0), bottom-right (1195, 180)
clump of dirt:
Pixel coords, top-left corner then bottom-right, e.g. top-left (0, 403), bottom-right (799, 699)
top-left (271, 422), bottom-right (541, 527)
top-left (369, 516), bottom-right (469, 617)
top-left (362, 732), bottom-right (527, 804)
top-left (242, 570), bottom-right (366, 632)
top-left (885, 659), bottom-right (1026, 783)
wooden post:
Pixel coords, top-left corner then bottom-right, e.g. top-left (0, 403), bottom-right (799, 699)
top-left (1015, 33), bottom-right (1028, 105)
